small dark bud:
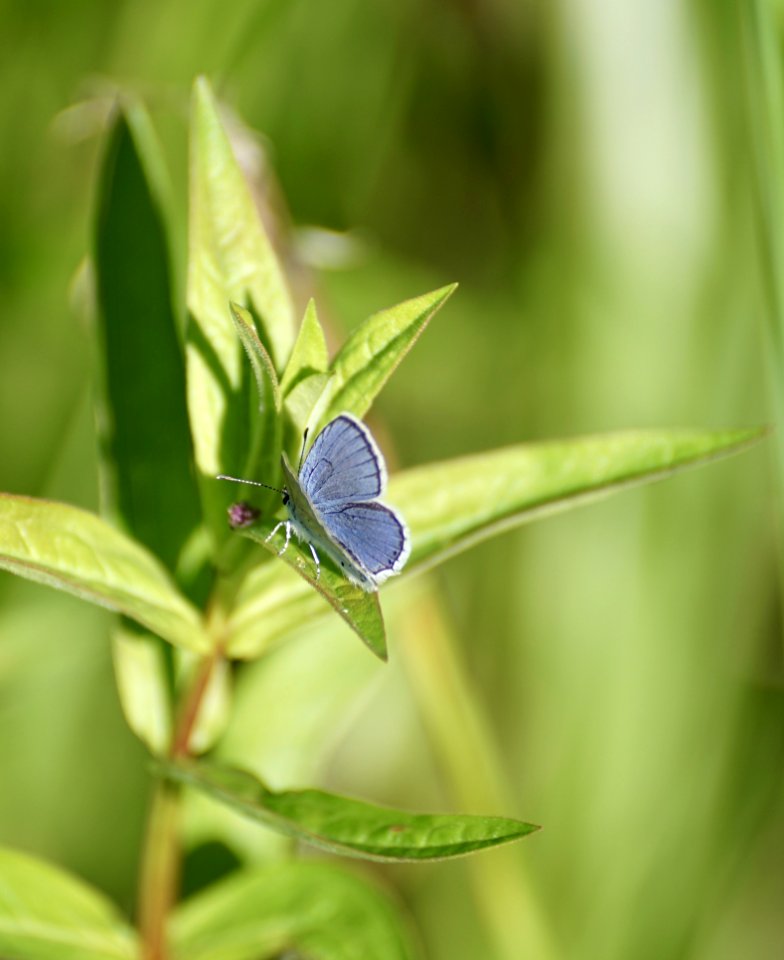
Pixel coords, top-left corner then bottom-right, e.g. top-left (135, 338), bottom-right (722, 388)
top-left (228, 501), bottom-right (261, 529)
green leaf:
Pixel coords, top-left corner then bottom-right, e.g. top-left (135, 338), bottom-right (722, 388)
top-left (285, 370), bottom-right (331, 444)
top-left (223, 559), bottom-right (326, 659)
top-left (186, 76), bottom-right (294, 538)
top-left (281, 299), bottom-right (332, 441)
top-left (94, 104), bottom-right (203, 579)
top-left (316, 284), bottom-right (456, 430)
top-left (112, 623), bottom-right (173, 754)
top-left (0, 494), bottom-right (210, 653)
top-left (237, 522), bottom-right (387, 661)
top-left (225, 427), bottom-right (764, 656)
top-left (280, 298), bottom-right (329, 394)
top-left (388, 426), bottom-right (767, 572)
top-left (172, 861), bottom-right (418, 960)
top-left (0, 847), bottom-right (137, 960)
top-left (228, 302), bottom-right (283, 493)
top-left (228, 302), bottom-right (281, 412)
top-left (163, 760), bottom-right (539, 862)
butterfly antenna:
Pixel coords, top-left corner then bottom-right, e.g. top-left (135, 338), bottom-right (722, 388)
top-left (297, 428), bottom-right (310, 473)
top-left (216, 474), bottom-right (284, 494)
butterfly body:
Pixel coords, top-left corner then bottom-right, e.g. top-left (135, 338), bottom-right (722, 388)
top-left (276, 414), bottom-right (410, 592)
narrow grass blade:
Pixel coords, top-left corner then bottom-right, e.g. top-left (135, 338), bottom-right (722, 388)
top-left (0, 847), bottom-right (137, 960)
top-left (237, 522), bottom-right (386, 661)
top-left (163, 760), bottom-right (539, 862)
top-left (316, 284), bottom-right (456, 430)
top-left (94, 105), bottom-right (203, 579)
top-left (0, 494), bottom-right (210, 653)
top-left (172, 861), bottom-right (418, 960)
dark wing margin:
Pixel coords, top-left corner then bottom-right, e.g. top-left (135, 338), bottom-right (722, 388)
top-left (321, 500), bottom-right (410, 582)
top-left (301, 414), bottom-right (386, 505)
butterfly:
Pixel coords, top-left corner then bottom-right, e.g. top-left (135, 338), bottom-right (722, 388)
top-left (220, 414), bottom-right (410, 592)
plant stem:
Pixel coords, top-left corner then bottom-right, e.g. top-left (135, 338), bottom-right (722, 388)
top-left (172, 651), bottom-right (218, 759)
top-left (137, 647), bottom-right (221, 959)
top-left (138, 780), bottom-right (180, 960)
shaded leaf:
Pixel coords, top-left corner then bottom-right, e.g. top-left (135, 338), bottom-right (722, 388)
top-left (94, 104), bottom-right (203, 578)
top-left (228, 302), bottom-right (281, 412)
top-left (112, 623), bottom-right (173, 754)
top-left (225, 427), bottom-right (764, 656)
top-left (316, 284), bottom-right (456, 430)
top-left (0, 846), bottom-right (137, 960)
top-left (223, 558), bottom-right (326, 659)
top-left (236, 521), bottom-right (386, 661)
top-left (186, 76), bottom-right (294, 539)
top-left (0, 494), bottom-right (210, 653)
top-left (172, 861), bottom-right (418, 960)
top-left (163, 761), bottom-right (538, 862)
top-left (228, 302), bottom-right (283, 493)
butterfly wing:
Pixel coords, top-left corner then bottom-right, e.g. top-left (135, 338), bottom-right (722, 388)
top-left (320, 500), bottom-right (410, 585)
top-left (300, 414), bottom-right (386, 507)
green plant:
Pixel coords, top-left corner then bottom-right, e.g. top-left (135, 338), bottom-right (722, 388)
top-left (0, 77), bottom-right (764, 960)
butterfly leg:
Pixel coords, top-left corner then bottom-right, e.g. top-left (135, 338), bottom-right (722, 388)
top-left (265, 520), bottom-right (291, 557)
top-left (307, 542), bottom-right (321, 581)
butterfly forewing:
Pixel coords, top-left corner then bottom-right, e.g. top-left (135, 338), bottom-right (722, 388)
top-left (300, 414), bottom-right (385, 506)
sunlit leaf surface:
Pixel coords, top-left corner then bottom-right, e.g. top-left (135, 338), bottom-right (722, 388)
top-left (389, 427), bottom-right (766, 571)
top-left (0, 494), bottom-right (210, 653)
top-left (0, 847), bottom-right (137, 960)
top-left (186, 76), bottom-right (294, 537)
top-left (316, 284), bottom-right (457, 430)
top-left (226, 427), bottom-right (764, 657)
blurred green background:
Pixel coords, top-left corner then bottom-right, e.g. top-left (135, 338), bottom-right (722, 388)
top-left (0, 1), bottom-right (782, 958)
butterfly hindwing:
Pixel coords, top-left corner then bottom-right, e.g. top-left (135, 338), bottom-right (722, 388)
top-left (321, 500), bottom-right (410, 581)
top-left (300, 414), bottom-right (385, 506)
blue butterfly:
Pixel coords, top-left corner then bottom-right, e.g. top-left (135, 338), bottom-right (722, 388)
top-left (221, 414), bottom-right (410, 592)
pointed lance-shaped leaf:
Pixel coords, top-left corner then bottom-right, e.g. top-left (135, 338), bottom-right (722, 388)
top-left (389, 426), bottom-right (767, 572)
top-left (163, 761), bottom-right (538, 862)
top-left (315, 284), bottom-right (456, 431)
top-left (225, 426), bottom-right (764, 657)
top-left (186, 77), bottom-right (294, 541)
top-left (281, 299), bottom-right (331, 442)
top-left (94, 104), bottom-right (203, 581)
